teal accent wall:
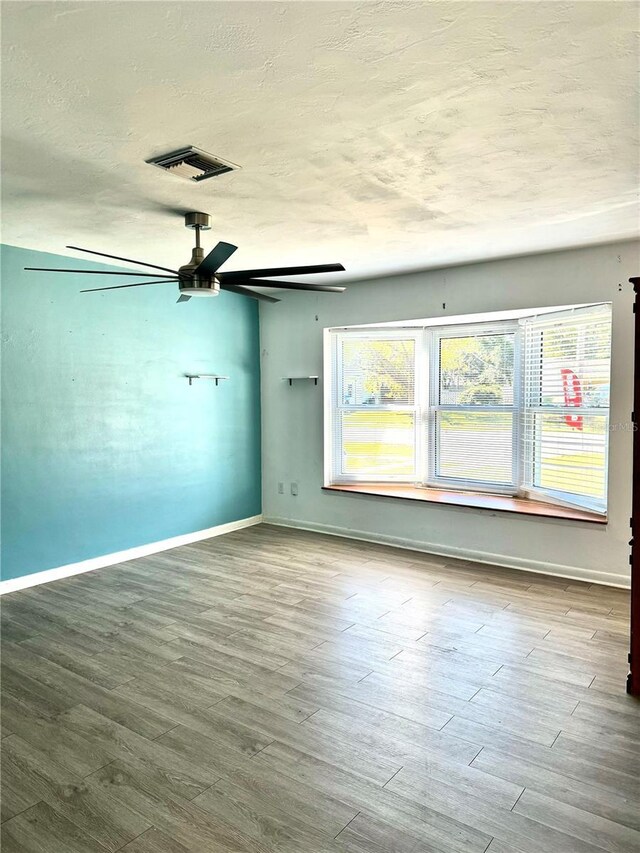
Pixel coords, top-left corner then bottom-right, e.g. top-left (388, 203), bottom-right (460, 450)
top-left (1, 244), bottom-right (262, 582)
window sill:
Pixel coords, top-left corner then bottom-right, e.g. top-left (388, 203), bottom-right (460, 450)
top-left (322, 483), bottom-right (607, 524)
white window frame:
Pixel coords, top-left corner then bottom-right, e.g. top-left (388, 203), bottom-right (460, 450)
top-left (329, 329), bottom-right (422, 484)
top-left (425, 322), bottom-right (521, 495)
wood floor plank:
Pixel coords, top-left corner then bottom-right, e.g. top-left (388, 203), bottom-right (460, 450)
top-left (551, 732), bottom-right (640, 778)
top-left (60, 704), bottom-right (222, 799)
top-left (571, 697), bottom-right (640, 729)
top-left (1, 614), bottom-right (39, 644)
top-left (255, 741), bottom-right (492, 853)
top-left (277, 657), bottom-right (374, 687)
top-left (1, 800), bottom-right (111, 853)
top-left (111, 668), bottom-right (229, 717)
top-left (220, 686), bottom-right (320, 724)
top-left (211, 762), bottom-right (357, 839)
top-left (167, 653), bottom-right (301, 697)
top-left (383, 755), bottom-right (523, 809)
top-left (291, 634), bottom-right (404, 669)
top-left (156, 705), bottom-right (275, 759)
top-left (442, 717), bottom-right (639, 798)
top-left (157, 718), bottom-right (360, 841)
top-left (286, 683), bottom-right (480, 763)
top-left (300, 707), bottom-right (485, 778)
top-left (86, 760), bottom-right (272, 853)
top-left (355, 665), bottom-right (482, 705)
top-left (2, 643), bottom-right (177, 739)
top-left (0, 523), bottom-right (635, 853)
top-left (485, 839), bottom-right (532, 853)
top-left (557, 716), bottom-right (640, 757)
top-left (368, 680), bottom-right (564, 749)
top-left (1, 692), bottom-right (115, 778)
top-left (384, 767), bottom-right (611, 853)
top-left (513, 788), bottom-right (640, 853)
top-left (1, 734), bottom-right (151, 851)
top-left (166, 636), bottom-right (291, 679)
top-left (1, 734), bottom-right (78, 824)
top-left (164, 629), bottom-right (292, 670)
top-left (18, 635), bottom-right (137, 690)
top-left (473, 748), bottom-right (640, 831)
top-left (1, 661), bottom-right (74, 718)
top-left (470, 684), bottom-right (578, 719)
top-left (335, 812), bottom-right (426, 853)
top-left (1, 603), bottom-right (109, 654)
top-left (193, 781), bottom-right (341, 853)
top-left (120, 827), bottom-right (193, 852)
top-left (205, 694), bottom-right (403, 785)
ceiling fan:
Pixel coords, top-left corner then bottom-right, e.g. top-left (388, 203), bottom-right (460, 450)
top-left (24, 212), bottom-right (346, 304)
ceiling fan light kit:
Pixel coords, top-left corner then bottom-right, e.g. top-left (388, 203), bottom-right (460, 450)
top-left (25, 212), bottom-right (346, 306)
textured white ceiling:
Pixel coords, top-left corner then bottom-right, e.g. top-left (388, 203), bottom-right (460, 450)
top-left (2, 1), bottom-right (638, 280)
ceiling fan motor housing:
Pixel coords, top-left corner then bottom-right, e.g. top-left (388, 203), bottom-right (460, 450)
top-left (178, 246), bottom-right (220, 296)
top-left (184, 212), bottom-right (212, 230)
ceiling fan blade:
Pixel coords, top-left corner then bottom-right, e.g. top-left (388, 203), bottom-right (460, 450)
top-left (177, 294), bottom-right (191, 303)
top-left (25, 268), bottom-right (180, 278)
top-left (194, 242), bottom-right (238, 277)
top-left (80, 279), bottom-right (177, 293)
top-left (67, 246), bottom-right (179, 276)
top-left (246, 279), bottom-right (346, 293)
top-left (221, 284), bottom-right (280, 303)
top-left (219, 263), bottom-right (345, 283)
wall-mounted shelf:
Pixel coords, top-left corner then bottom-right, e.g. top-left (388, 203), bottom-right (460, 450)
top-left (283, 376), bottom-right (319, 386)
top-left (185, 374), bottom-right (229, 386)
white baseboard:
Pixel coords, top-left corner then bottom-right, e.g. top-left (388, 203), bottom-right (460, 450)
top-left (3, 512), bottom-right (629, 594)
top-left (263, 516), bottom-right (630, 589)
top-left (0, 515), bottom-right (263, 596)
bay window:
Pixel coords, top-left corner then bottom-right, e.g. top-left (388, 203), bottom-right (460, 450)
top-left (326, 304), bottom-right (612, 515)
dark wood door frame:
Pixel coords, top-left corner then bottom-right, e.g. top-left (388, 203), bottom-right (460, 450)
top-left (628, 276), bottom-right (640, 695)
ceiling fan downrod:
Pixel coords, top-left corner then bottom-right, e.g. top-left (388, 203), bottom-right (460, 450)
top-left (179, 212), bottom-right (219, 297)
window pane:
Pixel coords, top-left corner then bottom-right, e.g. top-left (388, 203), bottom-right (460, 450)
top-left (342, 339), bottom-right (414, 406)
top-left (523, 307), bottom-right (611, 512)
top-left (436, 411), bottom-right (513, 484)
top-left (525, 314), bottom-right (611, 409)
top-left (439, 333), bottom-right (514, 405)
top-left (341, 411), bottom-right (415, 476)
top-left (527, 413), bottom-right (607, 502)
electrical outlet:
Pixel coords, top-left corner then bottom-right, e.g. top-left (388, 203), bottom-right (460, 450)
top-left (277, 482), bottom-right (284, 494)
top-left (291, 482), bottom-right (298, 496)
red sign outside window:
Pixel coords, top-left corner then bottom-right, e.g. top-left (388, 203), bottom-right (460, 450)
top-left (560, 368), bottom-right (583, 431)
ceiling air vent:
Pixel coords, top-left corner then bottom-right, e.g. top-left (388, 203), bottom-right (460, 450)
top-left (146, 147), bottom-right (239, 182)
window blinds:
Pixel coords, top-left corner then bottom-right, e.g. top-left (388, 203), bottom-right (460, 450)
top-left (521, 305), bottom-right (611, 512)
top-left (435, 411), bottom-right (514, 485)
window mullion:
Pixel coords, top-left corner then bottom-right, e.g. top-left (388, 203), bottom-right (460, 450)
top-left (427, 328), bottom-right (438, 484)
top-left (417, 328), bottom-right (430, 486)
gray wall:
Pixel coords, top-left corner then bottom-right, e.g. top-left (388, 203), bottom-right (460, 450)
top-left (260, 240), bottom-right (639, 587)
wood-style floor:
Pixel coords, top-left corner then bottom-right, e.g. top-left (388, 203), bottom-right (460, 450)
top-left (1, 524), bottom-right (638, 853)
